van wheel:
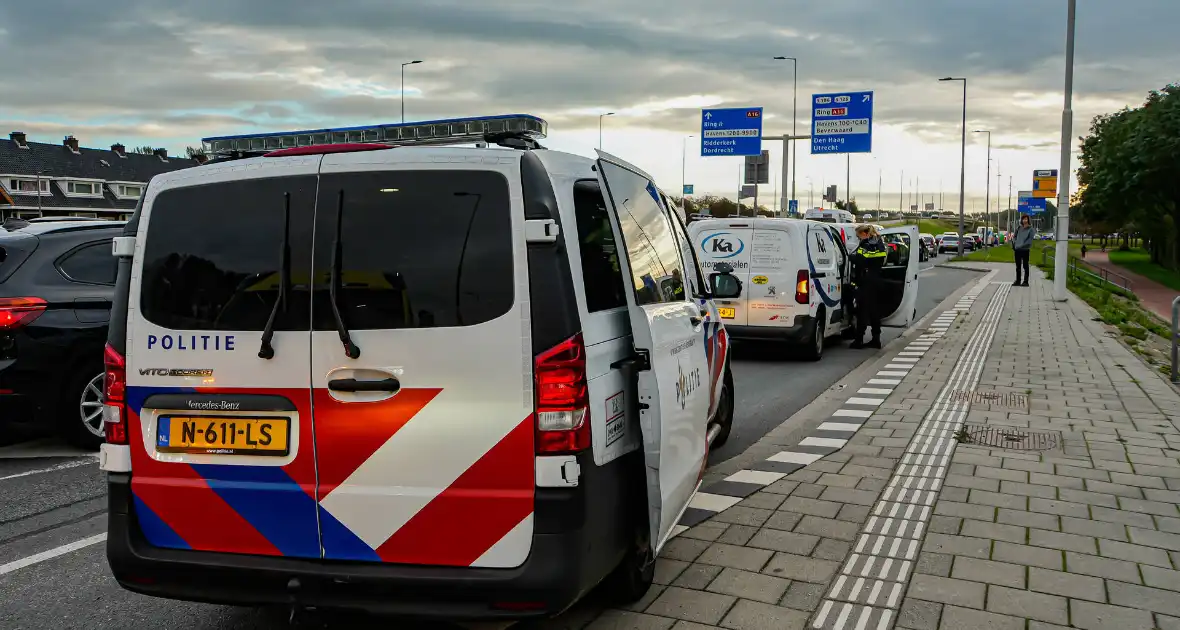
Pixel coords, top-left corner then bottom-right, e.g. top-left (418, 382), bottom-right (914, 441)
top-left (799, 311), bottom-right (825, 361)
top-left (709, 368), bottom-right (735, 448)
top-left (58, 366), bottom-right (106, 450)
top-left (602, 514), bottom-right (655, 604)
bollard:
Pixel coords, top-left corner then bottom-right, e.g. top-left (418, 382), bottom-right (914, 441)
top-left (1173, 296), bottom-right (1180, 384)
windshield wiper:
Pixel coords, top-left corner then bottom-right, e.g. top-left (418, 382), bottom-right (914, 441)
top-left (257, 192), bottom-right (291, 360)
top-left (330, 189), bottom-right (361, 359)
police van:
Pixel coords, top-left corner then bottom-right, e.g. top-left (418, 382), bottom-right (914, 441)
top-left (98, 114), bottom-right (739, 619)
top-left (689, 217), bottom-right (919, 359)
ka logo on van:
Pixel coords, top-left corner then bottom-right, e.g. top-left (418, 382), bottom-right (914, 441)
top-left (700, 232), bottom-right (744, 259)
top-left (814, 233), bottom-right (828, 253)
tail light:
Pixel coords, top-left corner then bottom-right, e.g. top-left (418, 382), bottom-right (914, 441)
top-left (795, 270), bottom-right (809, 304)
top-left (0, 297), bottom-right (47, 330)
top-left (534, 333), bottom-right (590, 454)
top-left (103, 343), bottom-right (128, 445)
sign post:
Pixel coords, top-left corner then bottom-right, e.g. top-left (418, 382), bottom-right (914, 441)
top-left (1033, 169), bottom-right (1058, 199)
top-left (701, 107), bottom-right (764, 156)
top-left (811, 91), bottom-right (874, 155)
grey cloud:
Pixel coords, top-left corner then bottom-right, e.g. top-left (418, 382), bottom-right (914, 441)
top-left (1, 0), bottom-right (1176, 152)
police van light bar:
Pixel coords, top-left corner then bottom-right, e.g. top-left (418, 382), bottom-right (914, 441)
top-left (201, 114), bottom-right (548, 155)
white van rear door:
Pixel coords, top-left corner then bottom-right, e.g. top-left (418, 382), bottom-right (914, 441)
top-left (693, 221), bottom-right (753, 327)
top-left (806, 224), bottom-right (843, 332)
top-left (880, 225), bottom-right (920, 326)
top-left (595, 151), bottom-right (710, 553)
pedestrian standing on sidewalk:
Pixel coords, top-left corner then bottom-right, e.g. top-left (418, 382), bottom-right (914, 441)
top-left (1012, 214), bottom-right (1035, 287)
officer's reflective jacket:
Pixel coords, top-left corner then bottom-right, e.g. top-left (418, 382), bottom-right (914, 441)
top-left (851, 236), bottom-right (888, 285)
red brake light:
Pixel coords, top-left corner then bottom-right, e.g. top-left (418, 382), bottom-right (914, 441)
top-left (0, 297), bottom-right (47, 330)
top-left (795, 270), bottom-right (809, 304)
top-left (534, 333), bottom-right (590, 454)
top-left (103, 343), bottom-right (128, 445)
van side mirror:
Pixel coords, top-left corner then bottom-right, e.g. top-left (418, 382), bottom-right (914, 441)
top-left (709, 264), bottom-right (742, 299)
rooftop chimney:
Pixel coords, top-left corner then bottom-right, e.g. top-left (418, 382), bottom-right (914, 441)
top-left (63, 135), bottom-right (80, 154)
top-left (111, 143), bottom-right (127, 158)
top-left (9, 131), bottom-right (28, 148)
top-left (153, 148), bottom-right (168, 161)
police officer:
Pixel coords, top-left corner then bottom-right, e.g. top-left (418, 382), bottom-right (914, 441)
top-left (850, 224), bottom-right (888, 349)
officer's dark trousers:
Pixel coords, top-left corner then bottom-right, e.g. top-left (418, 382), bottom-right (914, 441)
top-left (855, 284), bottom-right (882, 341)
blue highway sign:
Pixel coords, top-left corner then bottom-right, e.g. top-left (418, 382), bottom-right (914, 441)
top-left (701, 107), bottom-right (763, 157)
top-left (683, 184), bottom-right (694, 195)
top-left (1018, 191), bottom-right (1047, 214)
top-left (810, 91), bottom-right (874, 154)
top-left (788, 199), bottom-right (798, 214)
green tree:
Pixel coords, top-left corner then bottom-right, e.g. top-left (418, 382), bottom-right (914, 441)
top-left (1076, 84), bottom-right (1180, 266)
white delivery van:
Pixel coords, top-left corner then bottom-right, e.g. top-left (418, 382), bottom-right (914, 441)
top-left (98, 114), bottom-right (739, 621)
top-left (690, 218), bottom-right (920, 360)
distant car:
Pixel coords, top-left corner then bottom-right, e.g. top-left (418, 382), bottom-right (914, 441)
top-left (0, 219), bottom-right (125, 448)
top-left (862, 213), bottom-right (874, 220)
top-left (920, 233), bottom-right (936, 256)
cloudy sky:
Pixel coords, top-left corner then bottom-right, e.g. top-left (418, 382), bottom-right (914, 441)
top-left (2, 0), bottom-right (1176, 212)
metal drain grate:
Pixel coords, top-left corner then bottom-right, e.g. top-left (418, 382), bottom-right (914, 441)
top-left (956, 424), bottom-right (1059, 451)
top-left (950, 390), bottom-right (1028, 408)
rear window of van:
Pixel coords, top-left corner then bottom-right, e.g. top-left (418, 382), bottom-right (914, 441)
top-left (138, 170), bottom-right (514, 332)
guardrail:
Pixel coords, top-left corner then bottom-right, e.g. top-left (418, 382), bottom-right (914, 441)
top-left (1040, 246), bottom-right (1132, 292)
top-left (1173, 296), bottom-right (1180, 384)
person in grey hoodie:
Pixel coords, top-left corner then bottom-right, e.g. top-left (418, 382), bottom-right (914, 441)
top-left (1012, 214), bottom-right (1036, 286)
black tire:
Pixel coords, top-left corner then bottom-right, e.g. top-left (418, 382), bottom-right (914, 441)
top-left (602, 489), bottom-right (655, 604)
top-left (57, 365), bottom-right (106, 450)
top-left (799, 310), bottom-right (825, 361)
top-left (709, 368), bottom-right (735, 448)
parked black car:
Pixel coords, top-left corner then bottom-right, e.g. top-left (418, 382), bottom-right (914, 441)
top-left (0, 218), bottom-right (124, 448)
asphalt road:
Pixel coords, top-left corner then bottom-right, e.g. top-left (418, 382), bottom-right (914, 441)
top-left (0, 259), bottom-right (977, 630)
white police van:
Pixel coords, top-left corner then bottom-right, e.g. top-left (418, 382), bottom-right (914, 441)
top-left (98, 115), bottom-right (738, 620)
top-left (690, 217), bottom-right (919, 359)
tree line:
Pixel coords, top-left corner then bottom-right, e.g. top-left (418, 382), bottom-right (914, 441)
top-left (1075, 83), bottom-right (1179, 267)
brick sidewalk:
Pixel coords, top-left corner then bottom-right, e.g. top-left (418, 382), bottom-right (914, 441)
top-left (529, 263), bottom-right (1180, 630)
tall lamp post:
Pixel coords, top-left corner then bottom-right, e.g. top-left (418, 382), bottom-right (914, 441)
top-left (940, 77), bottom-right (968, 256)
top-left (974, 130), bottom-right (991, 246)
top-left (598, 112), bottom-right (615, 150)
top-left (1054, 0), bottom-right (1077, 301)
top-left (681, 134), bottom-right (694, 215)
top-left (401, 60), bottom-right (423, 124)
top-left (772, 56), bottom-right (799, 206)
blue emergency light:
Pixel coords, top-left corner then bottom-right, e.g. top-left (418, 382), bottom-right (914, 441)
top-left (201, 114), bottom-right (548, 156)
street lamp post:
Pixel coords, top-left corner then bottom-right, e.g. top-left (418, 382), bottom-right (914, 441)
top-left (974, 130), bottom-right (991, 246)
top-left (400, 60), bottom-right (423, 124)
top-left (941, 77), bottom-right (968, 256)
top-left (1054, 0), bottom-right (1077, 301)
top-left (772, 56), bottom-right (799, 207)
top-left (681, 134), bottom-right (693, 215)
top-left (598, 112), bottom-right (615, 150)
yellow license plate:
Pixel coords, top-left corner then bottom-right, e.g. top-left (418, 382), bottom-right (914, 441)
top-left (718, 307), bottom-right (736, 319)
top-left (156, 416), bottom-right (290, 456)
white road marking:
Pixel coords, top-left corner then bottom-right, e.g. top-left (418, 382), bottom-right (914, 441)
top-left (818, 422), bottom-right (863, 433)
top-left (858, 388), bottom-right (893, 396)
top-left (832, 409), bottom-right (874, 419)
top-left (845, 397), bottom-right (884, 407)
top-left (876, 371), bottom-right (908, 377)
top-left (688, 492), bottom-right (743, 512)
top-left (0, 533), bottom-right (107, 576)
top-left (725, 469), bottom-right (786, 485)
top-left (800, 437), bottom-right (848, 448)
top-left (867, 379), bottom-right (901, 386)
top-left (771, 451), bottom-right (824, 465)
top-left (0, 458), bottom-right (98, 482)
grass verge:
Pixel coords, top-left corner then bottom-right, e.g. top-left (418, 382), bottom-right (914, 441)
top-left (1108, 248), bottom-right (1180, 292)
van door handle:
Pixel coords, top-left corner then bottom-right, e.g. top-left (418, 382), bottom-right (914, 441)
top-left (690, 316), bottom-right (704, 326)
top-left (811, 272), bottom-right (828, 279)
top-left (328, 377), bottom-right (401, 393)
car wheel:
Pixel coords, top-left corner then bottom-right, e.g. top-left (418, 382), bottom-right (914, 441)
top-left (799, 310), bottom-right (825, 361)
top-left (602, 475), bottom-right (655, 604)
top-left (58, 368), bottom-right (105, 450)
top-left (709, 368), bottom-right (735, 448)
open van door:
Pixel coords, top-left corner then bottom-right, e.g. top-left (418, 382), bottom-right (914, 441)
top-left (594, 151), bottom-right (710, 554)
top-left (879, 225), bottom-right (920, 326)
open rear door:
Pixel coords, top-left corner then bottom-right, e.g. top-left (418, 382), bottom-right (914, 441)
top-left (880, 225), bottom-right (920, 326)
top-left (595, 151), bottom-right (710, 553)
